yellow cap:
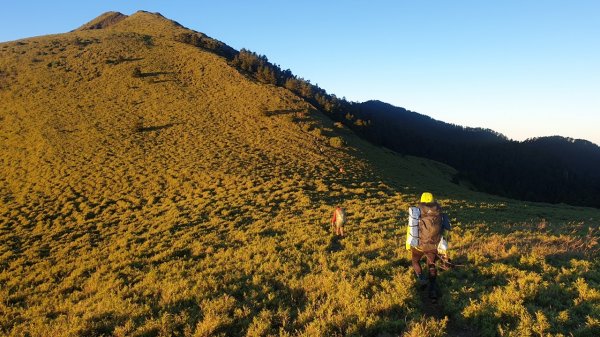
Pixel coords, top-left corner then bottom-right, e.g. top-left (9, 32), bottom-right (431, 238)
top-left (420, 192), bottom-right (434, 203)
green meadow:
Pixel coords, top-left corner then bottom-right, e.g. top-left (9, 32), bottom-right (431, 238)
top-left (0, 11), bottom-right (598, 337)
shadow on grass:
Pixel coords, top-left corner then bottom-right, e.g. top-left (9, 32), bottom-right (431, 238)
top-left (136, 122), bottom-right (183, 133)
top-left (105, 57), bottom-right (144, 65)
top-left (263, 109), bottom-right (304, 117)
top-left (140, 71), bottom-right (175, 77)
top-left (364, 257), bottom-right (411, 280)
top-left (326, 235), bottom-right (344, 252)
top-left (78, 311), bottom-right (128, 337)
top-left (151, 79), bottom-right (177, 84)
top-left (259, 228), bottom-right (285, 238)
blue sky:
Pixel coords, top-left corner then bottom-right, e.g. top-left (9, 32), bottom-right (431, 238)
top-left (2, 1), bottom-right (599, 145)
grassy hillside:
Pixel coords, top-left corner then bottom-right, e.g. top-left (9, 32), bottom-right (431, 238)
top-left (0, 11), bottom-right (598, 337)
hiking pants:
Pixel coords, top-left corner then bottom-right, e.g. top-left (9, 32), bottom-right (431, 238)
top-left (411, 247), bottom-right (438, 280)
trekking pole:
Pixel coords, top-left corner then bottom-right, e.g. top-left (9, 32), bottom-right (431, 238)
top-left (436, 253), bottom-right (467, 270)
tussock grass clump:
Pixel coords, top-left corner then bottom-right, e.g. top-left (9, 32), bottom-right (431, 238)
top-left (402, 316), bottom-right (448, 337)
top-left (329, 136), bottom-right (345, 148)
top-left (131, 66), bottom-right (142, 78)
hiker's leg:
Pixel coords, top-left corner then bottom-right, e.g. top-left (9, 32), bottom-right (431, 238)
top-left (425, 251), bottom-right (439, 299)
top-left (339, 226), bottom-right (344, 237)
top-left (424, 252), bottom-right (437, 280)
top-left (412, 248), bottom-right (428, 288)
top-left (411, 248), bottom-right (424, 275)
top-left (428, 263), bottom-right (437, 280)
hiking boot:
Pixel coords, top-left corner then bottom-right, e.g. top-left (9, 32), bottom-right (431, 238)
top-left (428, 280), bottom-right (439, 302)
top-left (415, 273), bottom-right (428, 290)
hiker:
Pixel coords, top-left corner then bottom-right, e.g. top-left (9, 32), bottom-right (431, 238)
top-left (406, 192), bottom-right (451, 302)
top-left (331, 206), bottom-right (346, 237)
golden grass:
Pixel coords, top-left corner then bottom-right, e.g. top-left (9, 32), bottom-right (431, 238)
top-left (0, 11), bottom-right (598, 337)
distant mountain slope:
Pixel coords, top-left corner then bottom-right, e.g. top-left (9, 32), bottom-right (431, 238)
top-left (75, 11), bottom-right (127, 30)
top-left (65, 12), bottom-right (600, 209)
top-left (523, 136), bottom-right (600, 178)
top-left (357, 100), bottom-right (508, 144)
top-left (0, 11), bottom-right (367, 210)
top-left (347, 100), bottom-right (600, 207)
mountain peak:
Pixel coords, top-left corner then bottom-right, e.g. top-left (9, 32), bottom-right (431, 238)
top-left (74, 10), bottom-right (188, 38)
top-left (131, 10), bottom-right (169, 20)
top-left (75, 11), bottom-right (128, 31)
top-left (100, 10), bottom-right (191, 38)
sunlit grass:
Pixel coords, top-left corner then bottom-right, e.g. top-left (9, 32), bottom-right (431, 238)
top-left (0, 11), bottom-right (598, 337)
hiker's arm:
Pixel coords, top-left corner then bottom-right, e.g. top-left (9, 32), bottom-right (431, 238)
top-left (441, 214), bottom-right (451, 233)
top-left (440, 214), bottom-right (451, 259)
